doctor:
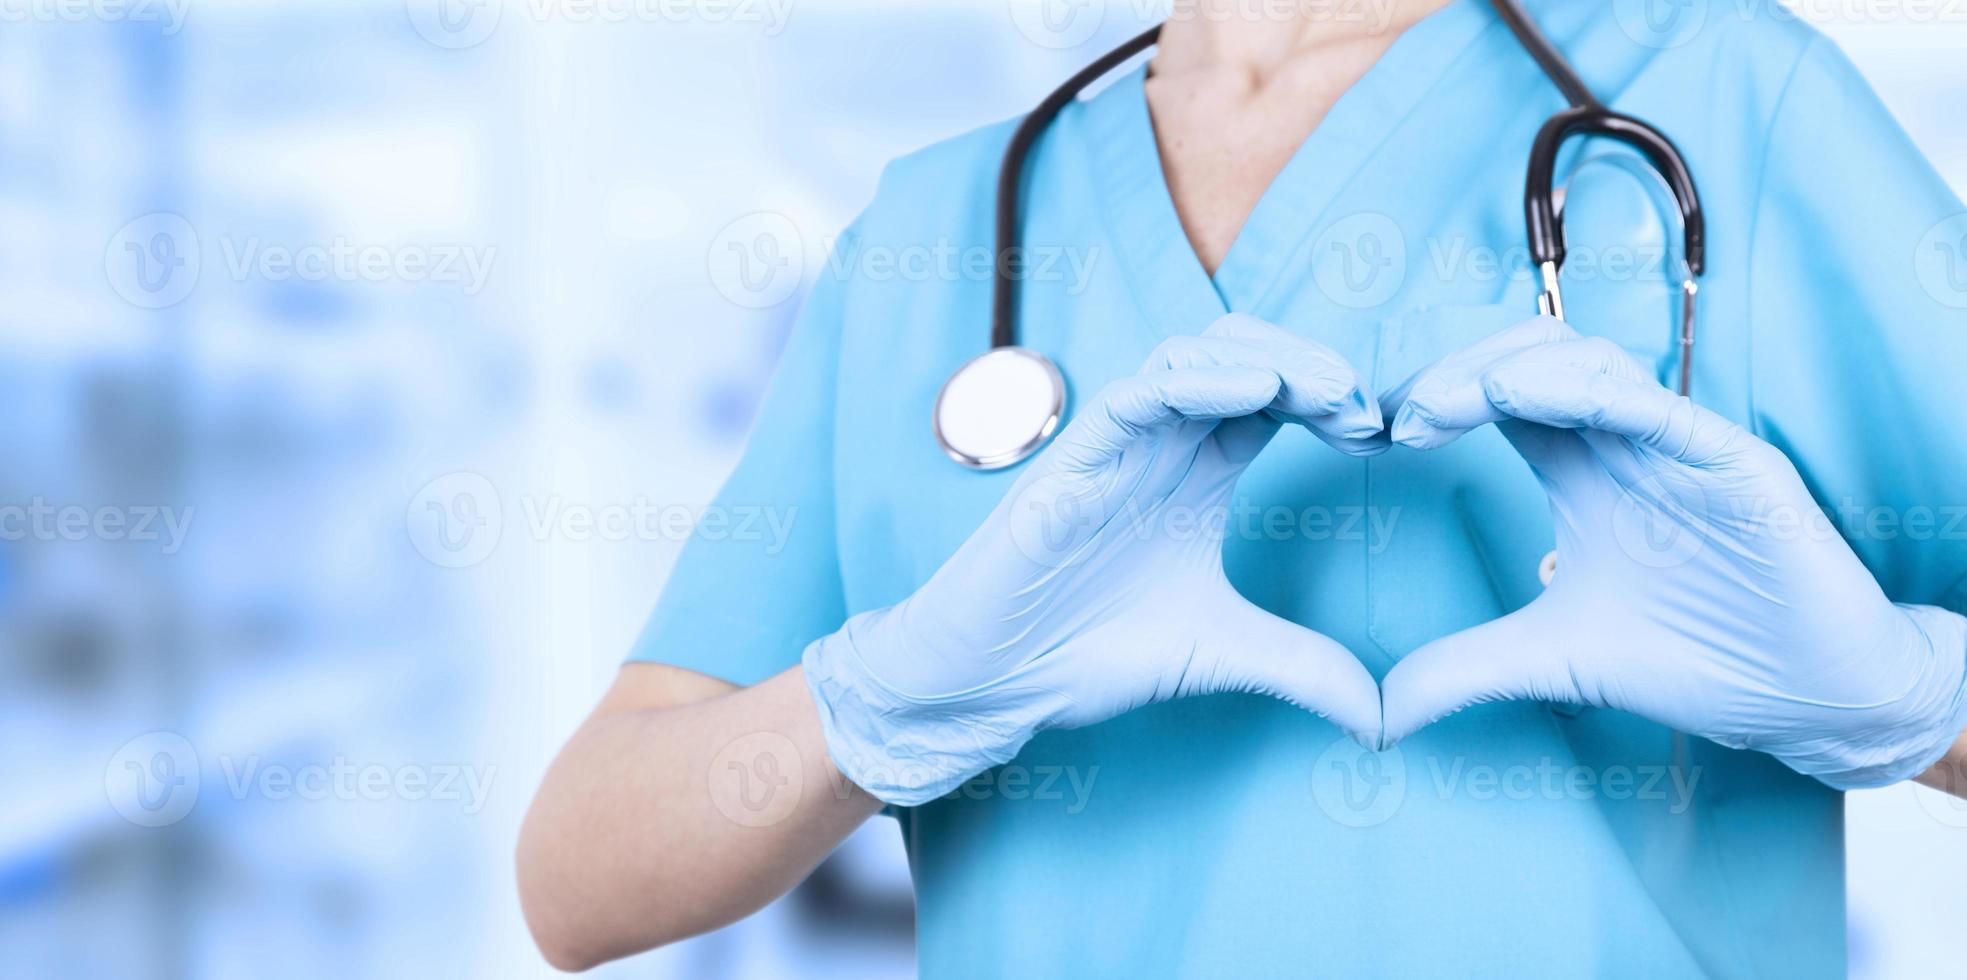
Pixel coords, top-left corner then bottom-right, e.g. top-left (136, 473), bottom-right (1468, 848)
top-left (519, 1), bottom-right (1967, 975)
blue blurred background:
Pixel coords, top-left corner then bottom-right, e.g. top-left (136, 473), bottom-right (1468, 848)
top-left (3, 2), bottom-right (1964, 977)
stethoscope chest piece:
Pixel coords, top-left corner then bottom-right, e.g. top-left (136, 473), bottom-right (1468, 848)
top-left (932, 347), bottom-right (1065, 470)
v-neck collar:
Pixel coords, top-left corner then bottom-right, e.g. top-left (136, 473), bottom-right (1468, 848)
top-left (1081, 0), bottom-right (1497, 338)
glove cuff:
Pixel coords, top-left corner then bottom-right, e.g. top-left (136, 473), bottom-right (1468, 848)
top-left (801, 609), bottom-right (1042, 807)
top-left (1809, 604), bottom-right (1967, 790)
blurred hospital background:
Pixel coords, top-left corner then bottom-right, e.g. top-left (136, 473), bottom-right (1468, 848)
top-left (1, 1), bottom-right (1964, 977)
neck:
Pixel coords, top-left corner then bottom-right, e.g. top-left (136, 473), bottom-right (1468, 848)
top-left (1153, 0), bottom-right (1457, 80)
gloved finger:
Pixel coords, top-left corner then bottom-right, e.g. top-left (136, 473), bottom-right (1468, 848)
top-left (1146, 322), bottom-right (1384, 455)
top-left (1205, 314), bottom-right (1386, 456)
top-left (1477, 340), bottom-right (1748, 466)
top-left (1377, 607), bottom-right (1580, 748)
top-left (1055, 366), bottom-right (1283, 465)
top-left (1385, 315), bottom-right (1581, 450)
top-left (1196, 601), bottom-right (1384, 744)
top-left (1137, 352), bottom-right (1285, 466)
top-left (1211, 413), bottom-right (1286, 467)
top-left (1491, 416), bottom-right (1594, 487)
top-left (1144, 334), bottom-right (1357, 422)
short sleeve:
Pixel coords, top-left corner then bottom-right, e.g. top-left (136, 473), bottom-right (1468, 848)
top-left (1747, 36), bottom-right (1967, 612)
top-left (625, 231), bottom-right (852, 686)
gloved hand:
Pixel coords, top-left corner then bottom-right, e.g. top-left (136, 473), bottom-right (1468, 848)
top-left (1378, 316), bottom-right (1967, 788)
top-left (805, 314), bottom-right (1386, 805)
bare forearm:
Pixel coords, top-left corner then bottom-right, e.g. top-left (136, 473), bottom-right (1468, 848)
top-left (1915, 729), bottom-right (1967, 798)
top-left (517, 666), bottom-right (880, 971)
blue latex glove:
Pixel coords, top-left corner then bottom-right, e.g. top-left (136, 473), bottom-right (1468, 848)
top-left (805, 315), bottom-right (1386, 805)
top-left (1379, 316), bottom-right (1967, 788)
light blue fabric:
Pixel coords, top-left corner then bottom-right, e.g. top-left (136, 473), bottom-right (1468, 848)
top-left (630, 1), bottom-right (1967, 975)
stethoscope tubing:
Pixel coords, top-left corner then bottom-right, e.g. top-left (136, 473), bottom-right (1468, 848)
top-left (959, 0), bottom-right (1707, 470)
top-left (992, 25), bottom-right (1163, 350)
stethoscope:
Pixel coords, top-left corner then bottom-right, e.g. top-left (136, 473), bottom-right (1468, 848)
top-left (932, 0), bottom-right (1705, 471)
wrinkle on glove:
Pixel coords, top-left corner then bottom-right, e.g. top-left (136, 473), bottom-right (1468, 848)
top-left (804, 315), bottom-right (1384, 806)
top-left (1378, 316), bottom-right (1967, 789)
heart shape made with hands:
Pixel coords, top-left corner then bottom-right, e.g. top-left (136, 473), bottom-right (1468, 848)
top-left (1357, 315), bottom-right (1966, 788)
top-left (807, 310), bottom-right (1967, 808)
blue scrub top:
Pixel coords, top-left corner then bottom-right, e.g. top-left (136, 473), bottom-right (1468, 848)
top-left (632, 2), bottom-right (1967, 975)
